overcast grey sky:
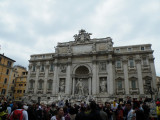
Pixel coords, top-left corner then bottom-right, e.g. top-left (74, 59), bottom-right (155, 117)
top-left (0, 0), bottom-right (160, 76)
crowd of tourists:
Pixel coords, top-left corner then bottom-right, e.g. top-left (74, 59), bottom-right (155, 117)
top-left (0, 96), bottom-right (160, 120)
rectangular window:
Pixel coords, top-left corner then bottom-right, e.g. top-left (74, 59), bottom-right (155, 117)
top-left (48, 82), bottom-right (52, 90)
top-left (23, 90), bottom-right (25, 93)
top-left (129, 59), bottom-right (134, 68)
top-left (6, 69), bottom-right (9, 75)
top-left (50, 64), bottom-right (54, 72)
top-left (117, 81), bottom-right (122, 89)
top-left (141, 46), bottom-right (145, 50)
top-left (4, 78), bottom-right (7, 84)
top-left (41, 65), bottom-right (44, 72)
top-left (116, 61), bottom-right (121, 68)
top-left (30, 82), bottom-right (33, 89)
top-left (0, 57), bottom-right (2, 63)
top-left (116, 49), bottom-right (120, 52)
top-left (127, 48), bottom-right (132, 52)
top-left (131, 80), bottom-right (136, 89)
top-left (1, 89), bottom-right (6, 95)
top-left (7, 61), bottom-right (12, 67)
top-left (32, 65), bottom-right (35, 72)
top-left (39, 82), bottom-right (42, 89)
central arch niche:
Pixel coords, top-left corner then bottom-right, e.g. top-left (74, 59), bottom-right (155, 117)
top-left (75, 66), bottom-right (89, 75)
top-left (73, 65), bottom-right (91, 95)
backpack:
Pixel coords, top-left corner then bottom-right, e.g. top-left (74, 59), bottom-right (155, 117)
top-left (11, 109), bottom-right (24, 120)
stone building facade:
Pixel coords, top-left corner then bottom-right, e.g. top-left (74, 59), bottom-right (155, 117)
top-left (25, 30), bottom-right (157, 103)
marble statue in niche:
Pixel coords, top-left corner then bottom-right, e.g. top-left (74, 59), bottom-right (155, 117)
top-left (106, 41), bottom-right (113, 51)
top-left (67, 45), bottom-right (72, 53)
top-left (100, 78), bottom-right (107, 93)
top-left (92, 43), bottom-right (96, 52)
top-left (60, 64), bottom-right (66, 73)
top-left (76, 79), bottom-right (84, 95)
top-left (99, 62), bottom-right (106, 71)
top-left (59, 80), bottom-right (65, 93)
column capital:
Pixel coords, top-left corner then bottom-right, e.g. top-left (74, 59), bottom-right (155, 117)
top-left (135, 59), bottom-right (141, 64)
top-left (28, 65), bottom-right (32, 70)
top-left (122, 59), bottom-right (128, 64)
top-left (149, 58), bottom-right (155, 63)
top-left (92, 60), bottom-right (97, 64)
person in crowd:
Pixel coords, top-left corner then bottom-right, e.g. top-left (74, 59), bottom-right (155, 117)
top-left (51, 107), bottom-right (65, 120)
top-left (88, 101), bottom-right (102, 120)
top-left (126, 102), bottom-right (136, 120)
top-left (111, 100), bottom-right (118, 120)
top-left (0, 101), bottom-right (8, 120)
top-left (103, 102), bottom-right (113, 120)
top-left (157, 101), bottom-right (160, 120)
top-left (134, 101), bottom-right (144, 120)
top-left (116, 104), bottom-right (124, 120)
top-left (35, 103), bottom-right (43, 120)
top-left (99, 103), bottom-right (108, 120)
top-left (75, 106), bottom-right (87, 120)
top-left (27, 104), bottom-right (36, 120)
top-left (9, 102), bottom-right (28, 120)
top-left (68, 107), bottom-right (76, 120)
top-left (142, 102), bottom-right (150, 120)
top-left (50, 103), bottom-right (57, 117)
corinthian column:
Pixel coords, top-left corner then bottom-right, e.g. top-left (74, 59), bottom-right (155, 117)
top-left (52, 60), bottom-right (58, 95)
top-left (25, 64), bottom-right (31, 93)
top-left (72, 78), bottom-right (75, 95)
top-left (34, 63), bottom-right (40, 94)
top-left (107, 59), bottom-right (114, 95)
top-left (88, 77), bottom-right (92, 95)
top-left (66, 60), bottom-right (72, 94)
top-left (123, 60), bottom-right (129, 95)
top-left (135, 58), bottom-right (144, 94)
top-left (92, 60), bottom-right (97, 95)
top-left (43, 62), bottom-right (49, 94)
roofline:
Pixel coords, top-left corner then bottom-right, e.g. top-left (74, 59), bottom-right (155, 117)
top-left (114, 44), bottom-right (151, 48)
top-left (0, 54), bottom-right (16, 62)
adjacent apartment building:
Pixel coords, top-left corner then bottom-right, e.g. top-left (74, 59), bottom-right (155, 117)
top-left (0, 53), bottom-right (15, 98)
top-left (13, 65), bottom-right (28, 101)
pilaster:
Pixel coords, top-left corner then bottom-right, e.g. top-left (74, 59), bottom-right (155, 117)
top-left (123, 59), bottom-right (129, 94)
top-left (149, 57), bottom-right (157, 89)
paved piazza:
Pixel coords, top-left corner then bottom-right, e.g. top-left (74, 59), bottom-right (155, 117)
top-left (24, 29), bottom-right (157, 103)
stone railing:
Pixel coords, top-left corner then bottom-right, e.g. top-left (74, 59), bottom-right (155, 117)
top-left (129, 88), bottom-right (139, 94)
top-left (116, 88), bottom-right (125, 95)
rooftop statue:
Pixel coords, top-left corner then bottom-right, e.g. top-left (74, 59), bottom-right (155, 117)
top-left (73, 29), bottom-right (92, 42)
